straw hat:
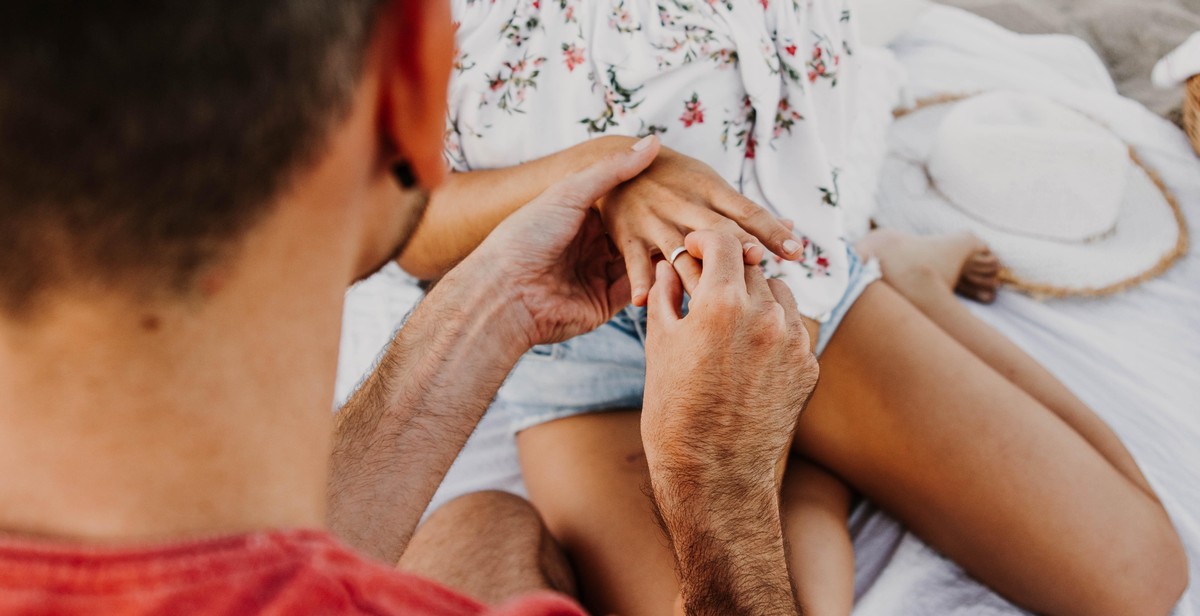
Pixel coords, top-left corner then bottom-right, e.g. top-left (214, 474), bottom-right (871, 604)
top-left (875, 91), bottom-right (1188, 297)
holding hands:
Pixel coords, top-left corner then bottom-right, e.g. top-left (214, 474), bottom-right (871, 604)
top-left (597, 143), bottom-right (805, 305)
top-left (445, 137), bottom-right (818, 614)
top-left (457, 136), bottom-right (660, 349)
top-left (640, 230), bottom-right (818, 616)
top-left (642, 230), bottom-right (817, 479)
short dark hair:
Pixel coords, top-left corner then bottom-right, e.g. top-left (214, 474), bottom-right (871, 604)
top-left (0, 1), bottom-right (382, 316)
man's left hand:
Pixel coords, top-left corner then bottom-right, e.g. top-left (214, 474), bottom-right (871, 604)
top-left (455, 136), bottom-right (662, 348)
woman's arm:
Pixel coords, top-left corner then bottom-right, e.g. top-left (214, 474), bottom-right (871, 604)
top-left (398, 136), bottom-right (638, 279)
top-left (402, 135), bottom-right (804, 306)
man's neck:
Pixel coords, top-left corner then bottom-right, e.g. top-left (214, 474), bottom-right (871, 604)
top-left (0, 236), bottom-right (348, 545)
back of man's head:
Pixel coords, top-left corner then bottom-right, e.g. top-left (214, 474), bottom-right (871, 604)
top-left (0, 1), bottom-right (381, 317)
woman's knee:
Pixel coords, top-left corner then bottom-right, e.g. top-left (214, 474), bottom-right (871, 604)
top-left (401, 491), bottom-right (576, 602)
top-left (1102, 515), bottom-right (1188, 616)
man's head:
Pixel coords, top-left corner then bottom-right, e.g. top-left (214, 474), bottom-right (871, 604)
top-left (0, 1), bottom-right (452, 318)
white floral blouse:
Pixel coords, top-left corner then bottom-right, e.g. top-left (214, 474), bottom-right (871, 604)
top-left (446, 0), bottom-right (858, 319)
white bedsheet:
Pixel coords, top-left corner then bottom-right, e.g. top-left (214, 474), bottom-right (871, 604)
top-left (334, 6), bottom-right (1200, 613)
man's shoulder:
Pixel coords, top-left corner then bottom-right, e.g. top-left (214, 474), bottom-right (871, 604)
top-left (0, 529), bottom-right (583, 616)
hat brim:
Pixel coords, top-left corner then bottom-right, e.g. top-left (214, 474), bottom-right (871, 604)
top-left (875, 94), bottom-right (1189, 298)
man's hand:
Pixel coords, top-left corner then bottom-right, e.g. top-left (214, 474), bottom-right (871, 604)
top-left (598, 147), bottom-right (804, 306)
top-left (642, 230), bottom-right (819, 616)
top-left (454, 135), bottom-right (662, 348)
top-left (329, 137), bottom-right (660, 563)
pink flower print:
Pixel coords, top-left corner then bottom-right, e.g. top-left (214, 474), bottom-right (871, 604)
top-left (785, 44), bottom-right (797, 56)
top-left (816, 256), bottom-right (829, 269)
top-left (562, 43), bottom-right (586, 71)
top-left (772, 98), bottom-right (803, 140)
top-left (609, 2), bottom-right (639, 34)
top-left (806, 35), bottom-right (841, 86)
top-left (680, 93), bottom-right (705, 128)
top-left (745, 134), bottom-right (757, 159)
top-left (489, 77), bottom-right (505, 91)
top-left (760, 0), bottom-right (768, 8)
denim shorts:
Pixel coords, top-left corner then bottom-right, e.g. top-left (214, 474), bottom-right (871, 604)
top-left (493, 245), bottom-right (882, 434)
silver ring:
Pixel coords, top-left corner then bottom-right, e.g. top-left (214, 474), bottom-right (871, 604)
top-left (668, 246), bottom-right (688, 265)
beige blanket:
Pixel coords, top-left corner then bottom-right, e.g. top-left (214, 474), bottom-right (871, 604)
top-left (938, 0), bottom-right (1200, 122)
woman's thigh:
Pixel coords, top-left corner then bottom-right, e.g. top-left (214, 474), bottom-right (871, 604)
top-left (799, 282), bottom-right (1182, 616)
top-left (517, 411), bottom-right (677, 616)
top-left (516, 282), bottom-right (1184, 616)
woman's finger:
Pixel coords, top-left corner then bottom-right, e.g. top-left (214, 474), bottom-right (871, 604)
top-left (673, 253), bottom-right (703, 296)
top-left (647, 260), bottom-right (684, 327)
top-left (710, 192), bottom-right (803, 261)
top-left (624, 241), bottom-right (655, 307)
top-left (663, 212), bottom-right (765, 267)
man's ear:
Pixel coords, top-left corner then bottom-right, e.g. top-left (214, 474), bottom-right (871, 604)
top-left (377, 0), bottom-right (454, 189)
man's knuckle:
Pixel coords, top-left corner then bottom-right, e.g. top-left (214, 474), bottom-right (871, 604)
top-left (714, 290), bottom-right (741, 309)
top-left (711, 232), bottom-right (742, 255)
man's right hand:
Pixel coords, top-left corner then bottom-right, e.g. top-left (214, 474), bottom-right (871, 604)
top-left (641, 230), bottom-right (819, 615)
top-left (643, 229), bottom-right (817, 484)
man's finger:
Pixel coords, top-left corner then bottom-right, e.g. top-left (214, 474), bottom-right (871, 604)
top-left (711, 193), bottom-right (804, 261)
top-left (684, 230), bottom-right (748, 296)
top-left (765, 278), bottom-right (801, 319)
top-left (744, 263), bottom-right (771, 301)
top-left (536, 135), bottom-right (661, 213)
top-left (697, 214), bottom-right (764, 266)
top-left (648, 260), bottom-right (684, 327)
top-left (768, 277), bottom-right (817, 352)
top-left (673, 253), bottom-right (702, 296)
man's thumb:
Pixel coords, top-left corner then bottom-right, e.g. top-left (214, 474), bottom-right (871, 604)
top-left (538, 135), bottom-right (660, 211)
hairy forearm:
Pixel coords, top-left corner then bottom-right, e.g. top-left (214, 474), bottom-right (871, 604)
top-left (398, 135), bottom-right (636, 279)
top-left (650, 464), bottom-right (800, 616)
top-left (326, 263), bottom-right (530, 564)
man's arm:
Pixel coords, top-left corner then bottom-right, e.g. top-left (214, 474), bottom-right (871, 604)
top-left (326, 260), bottom-right (530, 563)
top-left (327, 139), bottom-right (661, 564)
top-left (642, 232), bottom-right (819, 615)
top-left (399, 136), bottom-right (636, 279)
top-left (651, 469), bottom-right (797, 615)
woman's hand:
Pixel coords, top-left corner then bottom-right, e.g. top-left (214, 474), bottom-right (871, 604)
top-left (597, 141), bottom-right (804, 305)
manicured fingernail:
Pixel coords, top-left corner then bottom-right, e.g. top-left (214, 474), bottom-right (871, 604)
top-left (631, 135), bottom-right (656, 151)
top-left (633, 287), bottom-right (647, 300)
top-left (782, 239), bottom-right (801, 254)
top-left (743, 242), bottom-right (757, 253)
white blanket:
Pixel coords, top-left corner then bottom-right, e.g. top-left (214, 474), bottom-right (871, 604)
top-left (854, 6), bottom-right (1200, 614)
top-left (334, 5), bottom-right (1200, 613)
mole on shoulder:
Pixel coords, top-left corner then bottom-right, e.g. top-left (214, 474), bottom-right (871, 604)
top-left (140, 315), bottom-right (161, 332)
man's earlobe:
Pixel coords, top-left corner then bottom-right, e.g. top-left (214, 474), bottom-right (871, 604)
top-left (392, 161), bottom-right (419, 189)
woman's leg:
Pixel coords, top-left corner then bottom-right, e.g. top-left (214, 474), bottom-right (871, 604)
top-left (399, 491), bottom-right (577, 606)
top-left (517, 411), bottom-right (678, 616)
top-left (780, 458), bottom-right (855, 616)
top-left (799, 281), bottom-right (1186, 616)
top-left (856, 229), bottom-right (1156, 497)
top-left (517, 237), bottom-right (1188, 615)
top-left (518, 413), bottom-right (856, 616)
